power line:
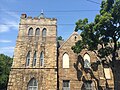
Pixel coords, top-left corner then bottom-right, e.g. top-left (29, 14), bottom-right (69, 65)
top-left (45, 10), bottom-right (99, 12)
top-left (58, 24), bottom-right (75, 26)
top-left (0, 23), bottom-right (75, 26)
top-left (0, 9), bottom-right (99, 13)
top-left (86, 0), bottom-right (101, 5)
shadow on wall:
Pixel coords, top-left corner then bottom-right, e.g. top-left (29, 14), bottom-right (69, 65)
top-left (113, 60), bottom-right (120, 89)
top-left (74, 55), bottom-right (83, 81)
top-left (74, 55), bottom-right (103, 90)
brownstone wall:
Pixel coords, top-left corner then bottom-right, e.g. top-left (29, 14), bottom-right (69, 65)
top-left (8, 69), bottom-right (57, 90)
top-left (58, 32), bottom-right (83, 90)
top-left (7, 14), bottom-right (57, 90)
top-left (7, 14), bottom-right (115, 90)
top-left (58, 32), bottom-right (114, 90)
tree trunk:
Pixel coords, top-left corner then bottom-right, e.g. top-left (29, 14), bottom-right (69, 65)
top-left (112, 40), bottom-right (120, 90)
top-left (112, 40), bottom-right (117, 64)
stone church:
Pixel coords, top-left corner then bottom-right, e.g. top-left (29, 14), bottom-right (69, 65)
top-left (7, 13), bottom-right (114, 90)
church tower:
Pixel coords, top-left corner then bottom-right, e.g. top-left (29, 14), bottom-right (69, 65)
top-left (7, 13), bottom-right (57, 90)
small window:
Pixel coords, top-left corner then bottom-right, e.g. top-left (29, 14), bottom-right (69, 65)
top-left (26, 51), bottom-right (30, 66)
top-left (42, 28), bottom-right (47, 41)
top-left (28, 78), bottom-right (38, 90)
top-left (83, 53), bottom-right (90, 68)
top-left (63, 80), bottom-right (70, 90)
top-left (33, 51), bottom-right (37, 66)
top-left (35, 28), bottom-right (40, 36)
top-left (83, 81), bottom-right (96, 90)
top-left (75, 36), bottom-right (77, 41)
top-left (40, 51), bottom-right (44, 66)
top-left (84, 82), bottom-right (92, 90)
top-left (63, 53), bottom-right (69, 68)
top-left (28, 27), bottom-right (33, 36)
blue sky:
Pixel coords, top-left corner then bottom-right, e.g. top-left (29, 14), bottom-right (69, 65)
top-left (0, 0), bottom-right (102, 57)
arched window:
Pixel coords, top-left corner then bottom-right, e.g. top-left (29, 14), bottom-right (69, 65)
top-left (63, 53), bottom-right (69, 68)
top-left (26, 51), bottom-right (30, 66)
top-left (28, 78), bottom-right (38, 90)
top-left (84, 81), bottom-right (96, 90)
top-left (83, 53), bottom-right (91, 68)
top-left (28, 27), bottom-right (33, 36)
top-left (75, 36), bottom-right (77, 41)
top-left (84, 81), bottom-right (92, 90)
top-left (35, 28), bottom-right (40, 36)
top-left (42, 28), bottom-right (46, 41)
top-left (40, 51), bottom-right (44, 66)
top-left (33, 51), bottom-right (37, 66)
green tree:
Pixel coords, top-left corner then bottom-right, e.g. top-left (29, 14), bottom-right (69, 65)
top-left (72, 0), bottom-right (120, 63)
top-left (72, 0), bottom-right (120, 89)
top-left (0, 54), bottom-right (13, 90)
top-left (57, 36), bottom-right (64, 41)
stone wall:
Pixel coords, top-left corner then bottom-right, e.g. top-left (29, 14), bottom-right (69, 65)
top-left (7, 14), bottom-right (115, 90)
top-left (58, 32), bottom-right (114, 90)
top-left (8, 69), bottom-right (57, 90)
top-left (7, 14), bottom-right (57, 90)
top-left (58, 32), bottom-right (83, 90)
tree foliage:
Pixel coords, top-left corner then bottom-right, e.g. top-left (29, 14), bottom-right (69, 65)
top-left (72, 0), bottom-right (120, 61)
top-left (0, 54), bottom-right (13, 90)
top-left (57, 36), bottom-right (64, 41)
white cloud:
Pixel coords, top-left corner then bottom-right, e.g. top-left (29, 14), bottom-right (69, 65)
top-left (0, 46), bottom-right (14, 57)
top-left (5, 11), bottom-right (19, 19)
top-left (0, 25), bottom-right (9, 33)
top-left (0, 46), bottom-right (14, 51)
top-left (0, 5), bottom-right (19, 33)
top-left (0, 3), bottom-right (19, 19)
top-left (0, 19), bottom-right (19, 33)
top-left (0, 40), bottom-right (12, 43)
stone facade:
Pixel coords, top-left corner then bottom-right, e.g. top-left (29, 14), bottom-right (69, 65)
top-left (7, 14), bottom-right (57, 90)
top-left (58, 32), bottom-right (114, 90)
top-left (8, 14), bottom-right (114, 90)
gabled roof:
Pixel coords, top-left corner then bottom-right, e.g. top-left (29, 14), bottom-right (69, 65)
top-left (59, 31), bottom-right (81, 49)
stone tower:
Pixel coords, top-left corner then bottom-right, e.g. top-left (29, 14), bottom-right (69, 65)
top-left (7, 13), bottom-right (57, 90)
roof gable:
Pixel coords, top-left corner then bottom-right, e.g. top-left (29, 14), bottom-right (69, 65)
top-left (59, 32), bottom-right (81, 49)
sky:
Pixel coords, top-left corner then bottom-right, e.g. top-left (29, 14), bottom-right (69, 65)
top-left (0, 0), bottom-right (102, 57)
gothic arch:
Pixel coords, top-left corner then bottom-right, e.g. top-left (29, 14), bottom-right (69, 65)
top-left (28, 27), bottom-right (33, 36)
top-left (62, 52), bottom-right (69, 68)
top-left (26, 51), bottom-right (30, 66)
top-left (35, 28), bottom-right (40, 36)
top-left (83, 53), bottom-right (91, 68)
top-left (33, 51), bottom-right (37, 66)
top-left (40, 51), bottom-right (44, 66)
top-left (27, 78), bottom-right (38, 90)
top-left (42, 28), bottom-right (47, 41)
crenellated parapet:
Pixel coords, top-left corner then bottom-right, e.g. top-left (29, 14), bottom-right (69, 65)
top-left (20, 14), bottom-right (57, 25)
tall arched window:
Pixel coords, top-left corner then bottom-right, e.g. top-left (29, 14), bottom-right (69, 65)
top-left (83, 53), bottom-right (91, 68)
top-left (35, 28), bottom-right (40, 36)
top-left (33, 51), bottom-right (37, 66)
top-left (40, 51), bottom-right (44, 66)
top-left (42, 28), bottom-right (46, 41)
top-left (28, 27), bottom-right (33, 36)
top-left (28, 78), bottom-right (38, 90)
top-left (63, 53), bottom-right (69, 68)
top-left (26, 51), bottom-right (30, 66)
